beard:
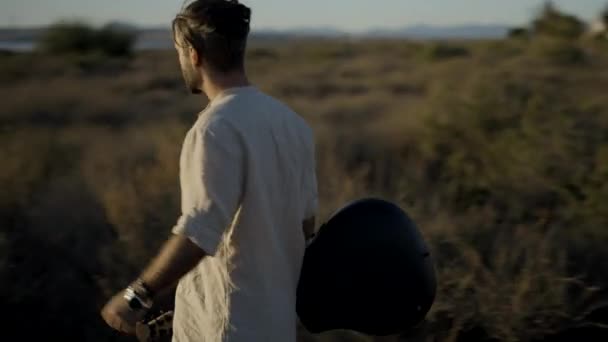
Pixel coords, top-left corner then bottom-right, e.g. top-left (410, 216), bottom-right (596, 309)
top-left (181, 60), bottom-right (203, 94)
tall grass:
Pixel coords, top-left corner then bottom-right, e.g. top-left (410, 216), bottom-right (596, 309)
top-left (1, 35), bottom-right (608, 341)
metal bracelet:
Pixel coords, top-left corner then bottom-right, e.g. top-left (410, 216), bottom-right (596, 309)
top-left (125, 281), bottom-right (154, 310)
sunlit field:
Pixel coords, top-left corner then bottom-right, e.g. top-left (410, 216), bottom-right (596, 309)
top-left (2, 11), bottom-right (608, 341)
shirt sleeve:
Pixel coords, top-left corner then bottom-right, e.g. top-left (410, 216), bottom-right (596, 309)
top-left (172, 119), bottom-right (244, 256)
top-left (303, 132), bottom-right (318, 220)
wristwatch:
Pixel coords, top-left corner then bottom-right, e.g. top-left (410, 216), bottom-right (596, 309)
top-left (123, 279), bottom-right (154, 311)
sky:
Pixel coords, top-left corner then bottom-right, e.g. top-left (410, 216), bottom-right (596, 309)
top-left (1, 0), bottom-right (606, 31)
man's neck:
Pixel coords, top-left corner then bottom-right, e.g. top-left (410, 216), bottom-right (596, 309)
top-left (202, 69), bottom-right (250, 101)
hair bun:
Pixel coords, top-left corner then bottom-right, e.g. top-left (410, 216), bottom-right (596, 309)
top-left (205, 1), bottom-right (251, 37)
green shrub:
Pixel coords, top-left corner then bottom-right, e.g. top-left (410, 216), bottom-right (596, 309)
top-left (95, 25), bottom-right (136, 57)
top-left (532, 2), bottom-right (585, 39)
top-left (423, 42), bottom-right (470, 61)
top-left (533, 38), bottom-right (587, 65)
top-left (38, 21), bottom-right (135, 57)
top-left (38, 21), bottom-right (97, 54)
top-left (508, 27), bottom-right (530, 39)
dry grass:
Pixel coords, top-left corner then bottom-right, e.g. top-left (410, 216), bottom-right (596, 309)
top-left (1, 37), bottom-right (608, 341)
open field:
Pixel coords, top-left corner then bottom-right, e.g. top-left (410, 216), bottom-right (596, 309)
top-left (2, 36), bottom-right (608, 341)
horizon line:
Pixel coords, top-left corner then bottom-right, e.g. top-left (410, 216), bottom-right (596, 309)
top-left (0, 21), bottom-right (525, 31)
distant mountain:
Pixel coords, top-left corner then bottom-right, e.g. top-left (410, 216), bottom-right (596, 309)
top-left (365, 24), bottom-right (511, 39)
top-left (0, 23), bottom-right (510, 40)
top-left (0, 23), bottom-right (512, 51)
top-left (282, 27), bottom-right (347, 37)
top-left (253, 26), bottom-right (347, 38)
top-left (248, 24), bottom-right (510, 39)
top-left (256, 24), bottom-right (510, 39)
top-left (0, 27), bottom-right (44, 41)
top-left (103, 21), bottom-right (138, 32)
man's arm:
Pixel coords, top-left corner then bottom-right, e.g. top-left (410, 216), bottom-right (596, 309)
top-left (101, 234), bottom-right (205, 335)
top-left (139, 234), bottom-right (206, 295)
top-left (102, 120), bottom-right (244, 335)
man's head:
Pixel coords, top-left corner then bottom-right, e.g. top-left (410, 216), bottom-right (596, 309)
top-left (172, 0), bottom-right (251, 94)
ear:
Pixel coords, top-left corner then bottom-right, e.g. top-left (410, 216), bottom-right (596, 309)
top-left (189, 47), bottom-right (202, 67)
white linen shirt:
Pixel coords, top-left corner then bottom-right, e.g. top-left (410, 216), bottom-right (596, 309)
top-left (171, 86), bottom-right (318, 342)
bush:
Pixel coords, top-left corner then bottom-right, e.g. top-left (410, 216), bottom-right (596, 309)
top-left (508, 27), bottom-right (530, 39)
top-left (533, 38), bottom-right (587, 65)
top-left (422, 42), bottom-right (470, 61)
top-left (38, 21), bottom-right (96, 54)
top-left (532, 2), bottom-right (585, 39)
top-left (38, 21), bottom-right (136, 57)
top-left (95, 25), bottom-right (136, 57)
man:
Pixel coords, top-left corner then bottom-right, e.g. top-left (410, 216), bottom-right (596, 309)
top-left (100, 1), bottom-right (318, 341)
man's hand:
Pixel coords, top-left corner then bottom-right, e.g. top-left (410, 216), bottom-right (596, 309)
top-left (101, 291), bottom-right (147, 335)
top-left (101, 234), bottom-right (206, 335)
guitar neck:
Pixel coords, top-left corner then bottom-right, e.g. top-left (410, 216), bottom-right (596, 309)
top-left (136, 311), bottom-right (174, 342)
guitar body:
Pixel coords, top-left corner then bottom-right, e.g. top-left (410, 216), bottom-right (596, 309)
top-left (296, 198), bottom-right (437, 336)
